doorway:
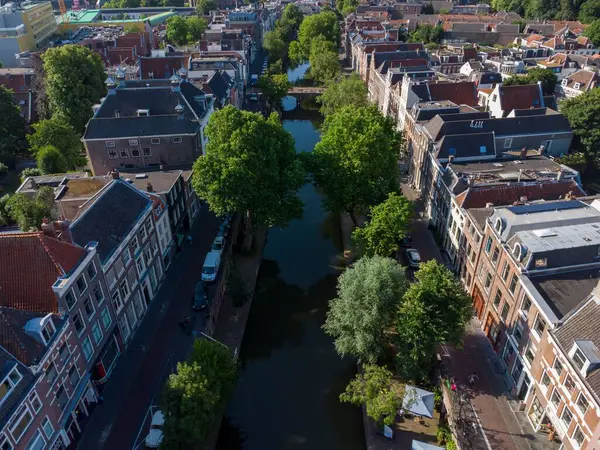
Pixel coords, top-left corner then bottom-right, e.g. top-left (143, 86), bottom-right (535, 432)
top-left (143, 285), bottom-right (151, 305)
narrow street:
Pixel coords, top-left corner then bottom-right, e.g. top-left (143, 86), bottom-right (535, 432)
top-left (77, 207), bottom-right (220, 450)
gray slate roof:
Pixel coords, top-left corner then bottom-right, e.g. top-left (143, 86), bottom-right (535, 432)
top-left (0, 346), bottom-right (34, 430)
top-left (70, 180), bottom-right (152, 262)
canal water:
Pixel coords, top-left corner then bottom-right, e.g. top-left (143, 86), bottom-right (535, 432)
top-left (215, 65), bottom-right (365, 450)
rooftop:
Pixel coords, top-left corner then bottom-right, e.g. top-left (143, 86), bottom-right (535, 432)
top-left (119, 170), bottom-right (182, 194)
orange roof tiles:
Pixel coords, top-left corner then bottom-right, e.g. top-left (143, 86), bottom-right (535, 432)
top-left (499, 84), bottom-right (543, 112)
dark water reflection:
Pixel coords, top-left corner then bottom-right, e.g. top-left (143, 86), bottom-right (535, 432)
top-left (215, 120), bottom-right (365, 450)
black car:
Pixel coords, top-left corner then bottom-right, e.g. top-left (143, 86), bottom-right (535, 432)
top-left (192, 281), bottom-right (208, 311)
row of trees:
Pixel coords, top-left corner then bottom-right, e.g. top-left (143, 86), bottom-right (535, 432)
top-left (491, 0), bottom-right (600, 22)
top-left (503, 67), bottom-right (558, 95)
top-left (336, 0), bottom-right (360, 16)
top-left (263, 3), bottom-right (304, 68)
top-left (166, 16), bottom-right (208, 46)
top-left (102, 0), bottom-right (183, 9)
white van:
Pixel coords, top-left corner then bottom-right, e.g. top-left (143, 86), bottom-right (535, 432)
top-left (202, 251), bottom-right (221, 282)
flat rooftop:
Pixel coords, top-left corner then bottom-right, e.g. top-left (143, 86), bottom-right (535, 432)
top-left (120, 171), bottom-right (181, 194)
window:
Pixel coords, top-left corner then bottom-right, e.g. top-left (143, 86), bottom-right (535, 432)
top-left (550, 388), bottom-right (562, 409)
top-left (55, 386), bottom-right (68, 410)
top-left (143, 147), bottom-right (151, 156)
top-left (172, 137), bottom-right (182, 144)
top-left (524, 340), bottom-right (536, 364)
top-left (28, 392), bottom-right (41, 413)
top-left (541, 371), bottom-right (551, 388)
top-left (535, 258), bottom-right (547, 268)
top-left (576, 394), bottom-right (589, 415)
top-left (504, 138), bottom-right (512, 148)
top-left (0, 369), bottom-right (22, 406)
top-left (106, 268), bottom-right (116, 288)
top-left (105, 141), bottom-right (115, 148)
top-left (46, 363), bottom-right (57, 385)
top-left (140, 225), bottom-right (147, 242)
top-left (112, 290), bottom-right (123, 313)
top-left (93, 285), bottom-right (105, 306)
top-left (520, 296), bottom-right (532, 316)
top-left (9, 407), bottom-right (33, 442)
top-left (101, 307), bottom-right (112, 330)
top-left (572, 426), bottom-right (585, 448)
top-left (122, 248), bottom-right (131, 266)
top-left (108, 148), bottom-right (118, 159)
top-left (68, 365), bottom-right (79, 387)
top-left (533, 314), bottom-right (546, 338)
top-left (76, 275), bottom-right (87, 295)
top-left (41, 320), bottom-right (55, 343)
top-left (64, 290), bottom-right (76, 310)
top-left (120, 149), bottom-right (129, 158)
top-left (509, 274), bottom-right (518, 294)
top-left (501, 302), bottom-right (510, 321)
top-left (136, 257), bottom-right (145, 275)
top-left (126, 303), bottom-right (137, 330)
top-left (151, 138), bottom-right (160, 145)
top-left (485, 272), bottom-right (493, 290)
top-left (87, 263), bottom-right (97, 280)
top-left (118, 315), bottom-right (131, 342)
top-left (485, 236), bottom-right (492, 254)
top-left (120, 279), bottom-right (130, 300)
top-left (82, 336), bottom-right (93, 361)
top-left (554, 357), bottom-right (564, 376)
top-left (83, 297), bottom-right (95, 320)
top-left (128, 139), bottom-right (138, 146)
top-left (132, 149), bottom-right (140, 157)
top-left (58, 342), bottom-right (70, 363)
top-left (492, 247), bottom-right (500, 264)
top-left (561, 407), bottom-right (573, 428)
top-left (72, 312), bottom-right (84, 335)
top-left (92, 322), bottom-right (103, 345)
top-left (501, 263), bottom-right (510, 282)
top-left (493, 290), bottom-right (502, 309)
top-left (513, 321), bottom-right (524, 342)
top-left (131, 236), bottom-right (139, 255)
top-left (572, 347), bottom-right (587, 371)
top-left (41, 416), bottom-right (54, 439)
top-left (564, 374), bottom-right (576, 392)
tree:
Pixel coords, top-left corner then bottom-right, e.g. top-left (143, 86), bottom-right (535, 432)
top-left (28, 118), bottom-right (85, 168)
top-left (263, 30), bottom-right (288, 62)
top-left (187, 16), bottom-right (208, 42)
top-left (323, 255), bottom-right (408, 363)
top-left (166, 16), bottom-right (189, 45)
top-left (20, 167), bottom-right (42, 182)
top-left (395, 260), bottom-right (471, 381)
top-left (291, 10), bottom-right (339, 62)
top-left (0, 85), bottom-right (27, 165)
top-left (280, 3), bottom-right (304, 35)
top-left (5, 187), bottom-right (54, 231)
top-left (579, 0), bottom-right (600, 22)
top-left (561, 88), bottom-right (600, 165)
top-left (0, 194), bottom-right (11, 227)
top-left (161, 339), bottom-right (237, 449)
top-left (584, 18), bottom-right (600, 46)
top-left (42, 45), bottom-right (106, 133)
top-left (503, 68), bottom-right (557, 95)
top-left (192, 107), bottom-right (305, 247)
top-left (421, 2), bottom-right (434, 13)
top-left (257, 74), bottom-right (291, 112)
top-left (227, 261), bottom-right (251, 309)
top-left (340, 364), bottom-right (405, 425)
top-left (309, 38), bottom-right (340, 84)
top-left (196, 0), bottom-right (217, 14)
top-left (309, 106), bottom-right (400, 225)
top-left (317, 73), bottom-right (368, 116)
top-left (352, 193), bottom-right (413, 257)
top-left (36, 145), bottom-right (68, 175)
top-left (408, 24), bottom-right (443, 44)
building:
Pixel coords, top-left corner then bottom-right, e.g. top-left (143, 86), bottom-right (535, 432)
top-left (82, 71), bottom-right (214, 175)
top-left (0, 67), bottom-right (36, 122)
top-left (556, 69), bottom-right (600, 98)
top-left (481, 83), bottom-right (545, 118)
top-left (0, 228), bottom-right (118, 448)
top-left (0, 1), bottom-right (57, 67)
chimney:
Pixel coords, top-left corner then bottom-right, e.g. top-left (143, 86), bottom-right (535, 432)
top-left (56, 220), bottom-right (73, 244)
top-left (41, 218), bottom-right (56, 238)
top-left (110, 169), bottom-right (120, 180)
top-left (557, 170), bottom-right (563, 181)
top-left (518, 168), bottom-right (523, 183)
top-left (448, 155), bottom-right (455, 164)
top-left (146, 182), bottom-right (153, 192)
top-left (519, 147), bottom-right (528, 159)
top-left (485, 202), bottom-right (494, 208)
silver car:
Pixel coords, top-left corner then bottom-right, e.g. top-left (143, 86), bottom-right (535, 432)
top-left (405, 248), bottom-right (422, 269)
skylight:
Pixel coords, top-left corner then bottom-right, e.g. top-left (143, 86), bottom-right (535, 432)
top-left (533, 229), bottom-right (558, 238)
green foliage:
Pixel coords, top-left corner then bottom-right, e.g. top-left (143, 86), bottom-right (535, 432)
top-left (340, 364), bottom-right (405, 425)
top-left (192, 106), bottom-right (305, 229)
top-left (263, 30), bottom-right (288, 62)
top-left (5, 187), bottom-right (54, 231)
top-left (36, 145), bottom-right (68, 175)
top-left (161, 339), bottom-right (237, 449)
top-left (338, 0), bottom-right (359, 14)
top-left (42, 45), bottom-right (106, 133)
top-left (187, 16), bottom-right (208, 42)
top-left (579, 0), bottom-right (600, 21)
top-left (308, 38), bottom-right (340, 84)
top-left (0, 85), bottom-right (27, 164)
top-left (266, 59), bottom-right (284, 75)
top-left (561, 88), bottom-right (600, 166)
top-left (317, 73), bottom-right (368, 116)
top-left (227, 261), bottom-right (251, 309)
top-left (584, 18), bottom-right (600, 45)
top-left (166, 16), bottom-right (189, 45)
top-left (196, 0), bottom-right (217, 14)
top-left (28, 118), bottom-right (85, 169)
top-left (0, 194), bottom-right (11, 226)
top-left (394, 260), bottom-right (471, 381)
top-left (421, 2), bottom-right (435, 13)
top-left (408, 24), bottom-right (443, 44)
top-left (288, 40), bottom-right (304, 65)
top-left (123, 24), bottom-right (140, 33)
top-left (309, 106), bottom-right (400, 224)
top-left (291, 10), bottom-right (340, 62)
top-left (439, 7), bottom-right (451, 13)
top-left (20, 167), bottom-right (42, 182)
top-left (352, 193), bottom-right (413, 257)
top-left (257, 74), bottom-right (291, 111)
top-left (503, 67), bottom-right (557, 95)
top-left (0, 163), bottom-right (7, 175)
top-left (263, 4), bottom-right (303, 66)
top-left (323, 255), bottom-right (408, 363)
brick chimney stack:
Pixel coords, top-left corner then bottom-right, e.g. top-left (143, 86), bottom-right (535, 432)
top-left (146, 182), bottom-right (153, 192)
top-left (110, 170), bottom-right (120, 180)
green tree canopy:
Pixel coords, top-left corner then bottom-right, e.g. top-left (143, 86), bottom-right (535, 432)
top-left (421, 2), bottom-right (434, 13)
top-left (166, 16), bottom-right (189, 45)
top-left (503, 67), bottom-right (557, 95)
top-left (323, 255), bottom-right (408, 363)
top-left (408, 24), bottom-right (443, 44)
top-left (28, 118), bottom-right (85, 169)
top-left (20, 167), bottom-right (42, 182)
top-left (352, 193), bottom-right (413, 257)
top-left (263, 30), bottom-right (288, 62)
top-left (0, 85), bottom-right (27, 165)
top-left (584, 18), bottom-right (600, 46)
top-left (257, 73), bottom-right (291, 112)
top-left (317, 73), bottom-right (368, 116)
top-left (309, 38), bottom-right (340, 84)
top-left (192, 107), bottom-right (305, 235)
top-left (196, 0), bottom-right (217, 14)
top-left (36, 145), bottom-right (68, 175)
top-left (5, 187), bottom-right (54, 231)
top-left (395, 260), bottom-right (472, 380)
top-left (187, 16), bottom-right (208, 42)
top-left (309, 106), bottom-right (400, 225)
top-left (161, 339), bottom-right (237, 449)
top-left (340, 364), bottom-right (405, 426)
top-left (291, 10), bottom-right (339, 62)
top-left (42, 45), bottom-right (106, 133)
top-left (561, 88), bottom-right (600, 165)
top-left (579, 0), bottom-right (600, 22)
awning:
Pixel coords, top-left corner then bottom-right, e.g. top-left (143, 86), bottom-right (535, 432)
top-left (60, 373), bottom-right (92, 427)
top-left (412, 440), bottom-right (445, 450)
top-left (403, 385), bottom-right (435, 419)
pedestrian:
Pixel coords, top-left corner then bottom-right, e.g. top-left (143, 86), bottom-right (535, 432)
top-left (187, 235), bottom-right (193, 245)
top-left (468, 372), bottom-right (479, 386)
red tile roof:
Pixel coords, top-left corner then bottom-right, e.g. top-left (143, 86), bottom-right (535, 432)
top-left (499, 84), bottom-right (543, 113)
top-left (0, 233), bottom-right (84, 314)
top-left (456, 181), bottom-right (585, 209)
top-left (428, 81), bottom-right (478, 106)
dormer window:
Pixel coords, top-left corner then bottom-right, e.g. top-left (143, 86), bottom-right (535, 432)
top-left (534, 258), bottom-right (547, 268)
top-left (494, 217), bottom-right (504, 233)
top-left (574, 82), bottom-right (581, 90)
top-left (41, 319), bottom-right (56, 344)
top-left (572, 347), bottom-right (587, 371)
top-left (513, 243), bottom-right (523, 260)
top-left (136, 109), bottom-right (149, 117)
top-left (562, 78), bottom-right (568, 86)
top-left (0, 368), bottom-right (22, 406)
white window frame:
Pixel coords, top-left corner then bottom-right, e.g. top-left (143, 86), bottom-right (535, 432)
top-left (9, 406), bottom-right (33, 443)
top-left (172, 137), bottom-right (183, 144)
top-left (151, 137), bottom-right (160, 145)
top-left (41, 416), bottom-right (54, 439)
top-left (101, 307), bottom-right (112, 330)
top-left (143, 147), bottom-right (151, 156)
top-left (24, 429), bottom-right (45, 450)
top-left (86, 262), bottom-right (97, 281)
top-left (575, 392), bottom-right (589, 416)
top-left (76, 275), bottom-right (87, 295)
top-left (83, 296), bottom-right (96, 321)
top-left (572, 425), bottom-right (586, 448)
top-left (122, 248), bottom-right (131, 267)
top-left (105, 141), bottom-right (116, 148)
top-left (128, 139), bottom-right (139, 146)
top-left (93, 285), bottom-right (105, 306)
top-left (28, 391), bottom-right (42, 414)
top-left (72, 311), bottom-right (85, 336)
top-left (82, 336), bottom-right (93, 362)
top-left (92, 322), bottom-right (103, 345)
top-left (119, 148), bottom-right (129, 159)
top-left (504, 138), bottom-right (512, 148)
top-left (107, 148), bottom-right (118, 159)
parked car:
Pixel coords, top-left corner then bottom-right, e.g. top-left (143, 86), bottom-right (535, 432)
top-left (249, 93), bottom-right (258, 101)
top-left (202, 251), bottom-right (221, 282)
top-left (399, 234), bottom-right (412, 247)
top-left (192, 280), bottom-right (208, 310)
top-left (405, 248), bottom-right (422, 269)
top-left (145, 410), bottom-right (164, 448)
top-left (212, 236), bottom-right (225, 254)
top-left (217, 221), bottom-right (230, 238)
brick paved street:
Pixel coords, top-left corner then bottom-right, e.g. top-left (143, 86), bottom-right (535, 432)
top-left (77, 207), bottom-right (220, 450)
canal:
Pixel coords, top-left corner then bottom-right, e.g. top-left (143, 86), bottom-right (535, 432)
top-left (215, 65), bottom-right (365, 450)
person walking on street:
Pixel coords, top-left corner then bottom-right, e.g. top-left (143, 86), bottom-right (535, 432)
top-left (468, 372), bottom-right (479, 387)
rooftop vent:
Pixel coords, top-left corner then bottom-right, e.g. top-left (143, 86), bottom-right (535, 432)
top-left (135, 174), bottom-right (147, 179)
top-left (533, 229), bottom-right (558, 238)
